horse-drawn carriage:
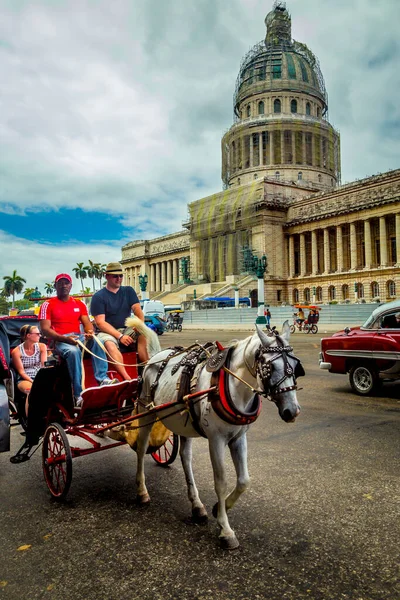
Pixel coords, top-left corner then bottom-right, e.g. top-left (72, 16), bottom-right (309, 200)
top-left (0, 314), bottom-right (179, 499)
top-left (1, 313), bottom-right (304, 549)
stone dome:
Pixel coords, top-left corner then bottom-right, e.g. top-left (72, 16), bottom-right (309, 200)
top-left (234, 2), bottom-right (327, 117)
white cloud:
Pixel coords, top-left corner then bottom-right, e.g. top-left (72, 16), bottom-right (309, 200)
top-left (0, 229), bottom-right (120, 296)
top-left (0, 0), bottom-right (399, 245)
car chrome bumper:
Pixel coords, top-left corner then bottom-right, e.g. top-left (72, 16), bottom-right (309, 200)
top-left (319, 352), bottom-right (331, 370)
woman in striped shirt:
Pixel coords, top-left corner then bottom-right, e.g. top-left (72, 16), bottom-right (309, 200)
top-left (12, 324), bottom-right (47, 415)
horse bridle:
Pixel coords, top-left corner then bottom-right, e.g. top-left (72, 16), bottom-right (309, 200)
top-left (252, 336), bottom-right (303, 401)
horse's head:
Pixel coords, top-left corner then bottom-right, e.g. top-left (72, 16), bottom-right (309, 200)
top-left (254, 321), bottom-right (303, 423)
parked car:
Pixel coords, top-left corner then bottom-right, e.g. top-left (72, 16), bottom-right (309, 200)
top-left (319, 299), bottom-right (400, 395)
top-left (144, 314), bottom-right (166, 336)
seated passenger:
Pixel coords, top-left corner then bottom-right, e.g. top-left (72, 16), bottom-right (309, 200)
top-left (12, 324), bottom-right (47, 416)
top-left (39, 273), bottom-right (116, 406)
top-left (91, 262), bottom-right (149, 381)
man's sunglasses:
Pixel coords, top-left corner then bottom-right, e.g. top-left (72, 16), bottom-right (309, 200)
top-left (111, 274), bottom-right (123, 279)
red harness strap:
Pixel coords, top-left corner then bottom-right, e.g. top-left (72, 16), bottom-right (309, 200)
top-left (209, 345), bottom-right (262, 427)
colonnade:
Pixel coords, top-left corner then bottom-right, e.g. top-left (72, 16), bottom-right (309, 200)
top-left (288, 214), bottom-right (400, 278)
top-left (229, 128), bottom-right (336, 175)
top-left (149, 258), bottom-right (181, 293)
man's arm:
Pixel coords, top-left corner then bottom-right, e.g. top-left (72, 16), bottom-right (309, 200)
top-left (40, 319), bottom-right (78, 346)
top-left (131, 302), bottom-right (144, 322)
top-left (94, 314), bottom-right (133, 347)
top-left (81, 315), bottom-right (94, 336)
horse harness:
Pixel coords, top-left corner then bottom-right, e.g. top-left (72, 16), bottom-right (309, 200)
top-left (147, 336), bottom-right (304, 436)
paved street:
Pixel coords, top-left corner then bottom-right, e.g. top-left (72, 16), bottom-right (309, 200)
top-left (1, 329), bottom-right (399, 600)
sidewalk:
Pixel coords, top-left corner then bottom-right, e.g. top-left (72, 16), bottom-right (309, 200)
top-left (181, 322), bottom-right (351, 333)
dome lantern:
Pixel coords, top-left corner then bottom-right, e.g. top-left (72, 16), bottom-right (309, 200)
top-left (265, 1), bottom-right (292, 47)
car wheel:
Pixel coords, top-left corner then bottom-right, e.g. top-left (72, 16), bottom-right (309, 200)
top-left (349, 364), bottom-right (379, 396)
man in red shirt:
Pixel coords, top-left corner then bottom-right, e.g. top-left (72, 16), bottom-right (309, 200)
top-left (39, 273), bottom-right (115, 405)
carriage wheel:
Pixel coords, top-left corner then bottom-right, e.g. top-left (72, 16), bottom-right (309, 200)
top-left (177, 324), bottom-right (182, 332)
top-left (311, 324), bottom-right (318, 334)
top-left (289, 324), bottom-right (296, 334)
top-left (303, 323), bottom-right (310, 334)
top-left (151, 433), bottom-right (179, 467)
top-left (42, 423), bottom-right (72, 500)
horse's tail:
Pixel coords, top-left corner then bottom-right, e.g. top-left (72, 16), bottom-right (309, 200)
top-left (125, 316), bottom-right (161, 357)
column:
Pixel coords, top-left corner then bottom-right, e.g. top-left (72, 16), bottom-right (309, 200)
top-left (150, 264), bottom-right (155, 292)
top-left (249, 134), bottom-right (253, 167)
top-left (379, 216), bottom-right (388, 266)
top-left (364, 219), bottom-right (372, 269)
top-left (167, 260), bottom-right (172, 285)
top-left (291, 131), bottom-right (296, 166)
top-left (311, 230), bottom-right (318, 275)
top-left (300, 233), bottom-right (306, 276)
top-left (302, 132), bottom-right (306, 165)
top-left (311, 132), bottom-right (315, 167)
top-left (269, 130), bottom-right (274, 165)
top-left (350, 223), bottom-right (357, 270)
top-left (288, 235), bottom-right (295, 278)
top-left (155, 263), bottom-right (161, 292)
top-left (161, 261), bottom-right (166, 290)
top-left (240, 136), bottom-right (244, 169)
top-left (396, 214), bottom-right (400, 264)
top-left (280, 130), bottom-right (285, 165)
top-left (172, 259), bottom-right (178, 284)
top-left (259, 132), bottom-right (263, 165)
top-left (336, 226), bottom-right (343, 273)
top-left (323, 228), bottom-right (330, 274)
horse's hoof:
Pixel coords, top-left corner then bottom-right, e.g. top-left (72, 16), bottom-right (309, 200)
top-left (212, 502), bottom-right (218, 518)
top-left (219, 535), bottom-right (239, 550)
top-left (192, 506), bottom-right (208, 525)
top-left (136, 493), bottom-right (150, 506)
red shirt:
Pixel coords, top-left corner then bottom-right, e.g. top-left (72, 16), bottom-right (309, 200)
top-left (39, 296), bottom-right (88, 335)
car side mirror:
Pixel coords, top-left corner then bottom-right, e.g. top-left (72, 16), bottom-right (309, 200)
top-left (344, 327), bottom-right (351, 335)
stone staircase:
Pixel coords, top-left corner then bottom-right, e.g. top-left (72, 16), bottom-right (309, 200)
top-left (198, 274), bottom-right (257, 299)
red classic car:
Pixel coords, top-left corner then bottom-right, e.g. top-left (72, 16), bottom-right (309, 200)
top-left (319, 300), bottom-right (400, 395)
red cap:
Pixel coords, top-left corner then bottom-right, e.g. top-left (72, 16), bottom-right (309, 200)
top-left (55, 273), bottom-right (72, 284)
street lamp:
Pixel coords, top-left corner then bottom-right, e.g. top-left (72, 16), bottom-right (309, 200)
top-left (254, 254), bottom-right (268, 325)
top-left (138, 273), bottom-right (149, 300)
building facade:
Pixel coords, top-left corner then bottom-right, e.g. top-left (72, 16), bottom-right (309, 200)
top-left (121, 2), bottom-right (399, 306)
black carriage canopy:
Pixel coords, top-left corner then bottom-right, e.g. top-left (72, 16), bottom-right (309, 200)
top-left (0, 316), bottom-right (39, 370)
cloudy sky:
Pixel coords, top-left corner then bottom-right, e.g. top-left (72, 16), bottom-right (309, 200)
top-left (1, 0), bottom-right (399, 297)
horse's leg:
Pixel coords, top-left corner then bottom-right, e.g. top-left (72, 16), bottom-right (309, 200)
top-left (179, 436), bottom-right (208, 524)
top-left (225, 433), bottom-right (250, 511)
top-left (209, 436), bottom-right (239, 550)
top-left (135, 423), bottom-right (152, 505)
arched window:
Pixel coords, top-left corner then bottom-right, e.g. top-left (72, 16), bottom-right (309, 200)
top-left (237, 178), bottom-right (241, 185)
top-left (329, 286), bottom-right (336, 301)
top-left (246, 105), bottom-right (251, 118)
top-left (317, 107), bottom-right (321, 117)
top-left (293, 289), bottom-right (299, 303)
top-left (275, 171), bottom-right (280, 181)
top-left (254, 173), bottom-right (258, 179)
top-left (304, 288), bottom-right (310, 302)
top-left (342, 284), bottom-right (349, 300)
top-left (316, 286), bottom-right (323, 302)
top-left (387, 280), bottom-right (396, 297)
top-left (258, 101), bottom-right (264, 115)
top-left (291, 99), bottom-right (297, 113)
top-left (371, 281), bottom-right (379, 298)
top-left (318, 174), bottom-right (322, 183)
top-left (298, 172), bottom-right (303, 181)
top-left (306, 102), bottom-right (311, 116)
top-left (356, 283), bottom-right (364, 298)
top-left (274, 99), bottom-right (281, 113)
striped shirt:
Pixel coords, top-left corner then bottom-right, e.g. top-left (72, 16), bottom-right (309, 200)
top-left (18, 343), bottom-right (41, 380)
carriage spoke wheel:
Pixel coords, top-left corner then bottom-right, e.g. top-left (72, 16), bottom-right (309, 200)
top-left (42, 423), bottom-right (72, 500)
top-left (151, 433), bottom-right (179, 467)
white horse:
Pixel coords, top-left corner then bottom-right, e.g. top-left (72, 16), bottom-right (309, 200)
top-left (131, 321), bottom-right (303, 549)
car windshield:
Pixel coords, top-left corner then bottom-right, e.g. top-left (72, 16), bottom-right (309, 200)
top-left (363, 313), bottom-right (377, 329)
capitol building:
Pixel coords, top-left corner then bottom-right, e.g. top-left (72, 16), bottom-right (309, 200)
top-left (121, 1), bottom-right (400, 307)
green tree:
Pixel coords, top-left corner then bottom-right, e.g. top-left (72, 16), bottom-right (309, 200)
top-left (23, 287), bottom-right (35, 300)
top-left (98, 263), bottom-right (106, 288)
top-left (3, 270), bottom-right (26, 308)
top-left (85, 260), bottom-right (98, 292)
top-left (72, 262), bottom-right (87, 292)
top-left (44, 282), bottom-right (54, 296)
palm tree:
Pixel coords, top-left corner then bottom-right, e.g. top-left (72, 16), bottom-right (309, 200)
top-left (72, 262), bottom-right (87, 292)
top-left (44, 282), bottom-right (54, 296)
top-left (98, 263), bottom-right (107, 288)
top-left (23, 287), bottom-right (35, 300)
top-left (3, 270), bottom-right (26, 308)
top-left (85, 260), bottom-right (97, 292)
